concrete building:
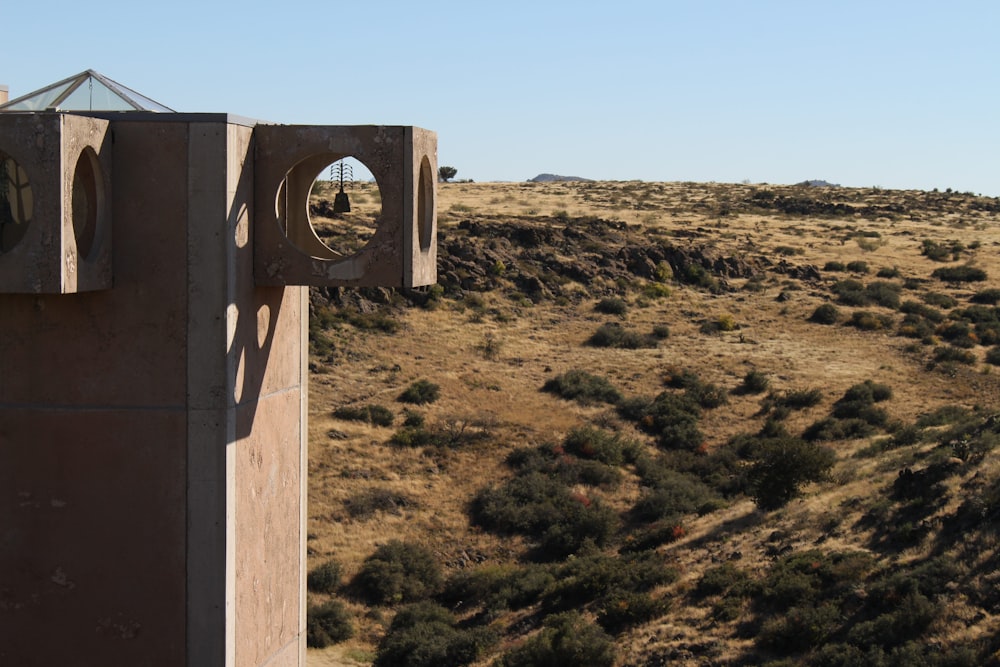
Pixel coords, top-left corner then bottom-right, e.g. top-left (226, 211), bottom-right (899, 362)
top-left (0, 72), bottom-right (436, 666)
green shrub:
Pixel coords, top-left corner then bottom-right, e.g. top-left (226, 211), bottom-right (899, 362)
top-left (876, 266), bottom-right (901, 278)
top-left (398, 379), bottom-right (441, 405)
top-left (758, 602), bottom-right (842, 653)
top-left (765, 388), bottom-right (823, 411)
top-left (587, 322), bottom-right (657, 349)
top-left (932, 346), bottom-right (976, 365)
top-left (696, 563), bottom-right (752, 598)
top-left (971, 288), bottom-right (1000, 305)
top-left (335, 404), bottom-right (396, 427)
top-left (440, 564), bottom-right (554, 612)
top-left (471, 472), bottom-right (618, 559)
top-left (353, 540), bottom-right (442, 605)
top-left (921, 239), bottom-right (952, 262)
top-left (562, 426), bottom-right (639, 466)
top-left (594, 296), bottom-right (628, 315)
top-left (307, 599), bottom-right (354, 648)
top-left (500, 612), bottom-right (616, 667)
top-left (632, 475), bottom-right (721, 522)
top-left (542, 370), bottom-right (622, 406)
top-left (402, 409), bottom-right (425, 427)
top-left (803, 417), bottom-right (878, 441)
top-left (651, 324), bottom-right (671, 339)
top-left (809, 303), bottom-right (841, 324)
top-left (846, 260), bottom-right (870, 274)
top-left (739, 370), bottom-right (770, 394)
top-left (307, 559), bottom-right (343, 594)
top-left (374, 601), bottom-right (496, 667)
top-left (747, 437), bottom-right (836, 510)
top-left (922, 291), bottom-right (958, 308)
top-left (931, 265), bottom-right (987, 283)
top-left (916, 405), bottom-right (971, 427)
top-left (596, 591), bottom-right (669, 634)
top-left (900, 299), bottom-right (945, 322)
top-left (637, 392), bottom-right (704, 450)
top-left (823, 261), bottom-right (846, 272)
top-left (986, 347), bottom-right (1000, 366)
top-left (865, 281), bottom-right (903, 309)
top-left (847, 310), bottom-right (893, 331)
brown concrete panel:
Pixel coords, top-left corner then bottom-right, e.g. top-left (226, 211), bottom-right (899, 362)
top-left (233, 388), bottom-right (304, 666)
top-left (0, 120), bottom-right (190, 408)
top-left (0, 407), bottom-right (187, 666)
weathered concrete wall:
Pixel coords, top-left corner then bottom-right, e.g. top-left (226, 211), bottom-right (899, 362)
top-left (0, 115), bottom-right (307, 666)
top-left (0, 110), bottom-right (434, 665)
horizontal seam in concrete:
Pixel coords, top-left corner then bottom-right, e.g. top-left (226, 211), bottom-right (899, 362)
top-left (234, 384), bottom-right (301, 408)
top-left (0, 402), bottom-right (188, 412)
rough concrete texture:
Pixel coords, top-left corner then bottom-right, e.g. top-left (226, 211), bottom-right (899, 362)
top-left (0, 113), bottom-right (112, 293)
top-left (0, 111), bottom-right (435, 665)
top-left (254, 124), bottom-right (437, 288)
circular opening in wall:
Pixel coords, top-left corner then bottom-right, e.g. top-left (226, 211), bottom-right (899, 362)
top-left (274, 155), bottom-right (382, 259)
top-left (0, 149), bottom-right (33, 254)
top-left (72, 147), bottom-right (104, 260)
top-left (417, 156), bottom-right (434, 252)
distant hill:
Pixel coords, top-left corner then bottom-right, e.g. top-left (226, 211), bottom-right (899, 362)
top-left (795, 179), bottom-right (841, 187)
top-left (528, 173), bottom-right (594, 183)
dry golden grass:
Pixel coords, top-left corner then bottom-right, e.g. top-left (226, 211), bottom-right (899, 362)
top-left (305, 180), bottom-right (1000, 665)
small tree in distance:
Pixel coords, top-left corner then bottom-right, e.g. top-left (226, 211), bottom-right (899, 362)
top-left (438, 166), bottom-right (458, 182)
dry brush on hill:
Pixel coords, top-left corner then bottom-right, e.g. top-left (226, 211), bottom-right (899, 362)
top-left (304, 181), bottom-right (1000, 667)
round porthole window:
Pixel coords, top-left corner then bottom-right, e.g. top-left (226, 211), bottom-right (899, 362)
top-left (72, 146), bottom-right (105, 261)
top-left (0, 149), bottom-right (32, 254)
top-left (274, 155), bottom-right (381, 259)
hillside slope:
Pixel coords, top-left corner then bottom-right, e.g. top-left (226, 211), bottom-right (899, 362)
top-left (305, 180), bottom-right (1000, 666)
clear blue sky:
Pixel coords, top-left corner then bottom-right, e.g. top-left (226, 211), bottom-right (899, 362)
top-left (4, 1), bottom-right (997, 194)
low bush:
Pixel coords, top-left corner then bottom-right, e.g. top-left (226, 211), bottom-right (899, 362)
top-left (803, 417), bottom-right (879, 441)
top-left (876, 266), bottom-right (901, 278)
top-left (353, 540), bottom-right (443, 605)
top-left (932, 346), bottom-right (976, 365)
top-left (594, 296), bottom-right (628, 315)
top-left (374, 601), bottom-right (497, 667)
top-left (971, 288), bottom-right (1000, 305)
top-left (764, 388), bottom-right (823, 412)
top-left (932, 265), bottom-right (987, 283)
top-left (307, 599), bottom-right (354, 648)
top-left (398, 379), bottom-right (441, 405)
top-left (500, 612), bottom-right (616, 667)
top-left (847, 310), bottom-right (893, 331)
top-left (922, 291), bottom-right (958, 308)
top-left (471, 471), bottom-right (618, 560)
top-left (738, 370), bottom-right (770, 394)
top-left (846, 260), bottom-right (870, 274)
top-left (747, 436), bottom-right (836, 510)
top-left (332, 404), bottom-right (394, 427)
top-left (900, 299), bottom-right (945, 322)
top-left (562, 426), bottom-right (640, 466)
top-left (440, 564), bottom-right (555, 613)
top-left (823, 261), bottom-right (846, 272)
top-left (596, 591), bottom-right (669, 634)
top-left (307, 559), bottom-right (343, 594)
top-left (587, 322), bottom-right (658, 349)
top-left (809, 303), bottom-right (841, 324)
top-left (542, 370), bottom-right (622, 406)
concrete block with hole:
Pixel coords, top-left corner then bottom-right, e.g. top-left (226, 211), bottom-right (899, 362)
top-left (0, 113), bottom-right (112, 292)
top-left (0, 92), bottom-right (436, 666)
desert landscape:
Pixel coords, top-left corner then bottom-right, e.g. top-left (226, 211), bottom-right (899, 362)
top-left (303, 178), bottom-right (1000, 666)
